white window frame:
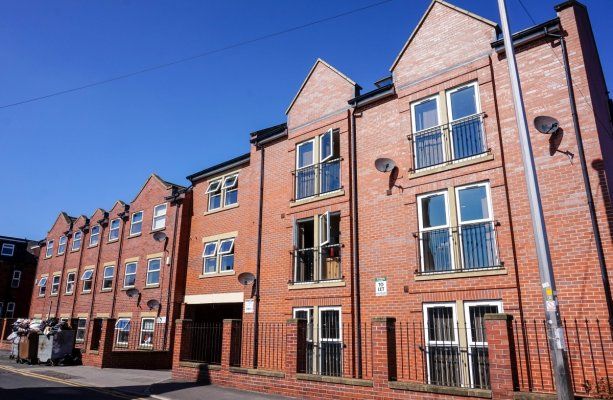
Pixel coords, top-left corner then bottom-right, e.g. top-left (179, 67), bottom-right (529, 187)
top-left (109, 219), bottom-right (120, 242)
top-left (81, 269), bottom-right (94, 292)
top-left (11, 270), bottom-right (21, 288)
top-left (223, 174), bottom-right (239, 207)
top-left (146, 258), bottom-right (161, 286)
top-left (51, 275), bottom-right (61, 295)
top-left (102, 265), bottom-right (114, 290)
top-left (320, 129), bottom-right (335, 162)
top-left (57, 235), bottom-right (67, 255)
top-left (76, 318), bottom-right (87, 343)
top-left (45, 240), bottom-right (54, 258)
top-left (65, 272), bottom-right (75, 294)
top-left (295, 139), bottom-right (316, 200)
top-left (139, 318), bottom-right (155, 347)
top-left (423, 302), bottom-right (458, 385)
top-left (202, 241), bottom-right (219, 274)
top-left (445, 81), bottom-right (482, 161)
top-left (218, 238), bottom-right (235, 272)
top-left (1, 243), bottom-right (15, 257)
top-left (115, 318), bottom-right (131, 345)
top-left (318, 306), bottom-right (342, 375)
top-left (6, 302), bottom-right (15, 318)
top-left (72, 231), bottom-right (83, 251)
top-left (152, 203), bottom-right (167, 231)
top-left (130, 211), bottom-right (143, 236)
top-left (89, 225), bottom-right (101, 246)
top-left (319, 211), bottom-right (331, 246)
top-left (38, 276), bottom-right (48, 296)
top-left (454, 182), bottom-right (497, 270)
top-left (416, 190), bottom-right (454, 272)
top-left (411, 94), bottom-right (445, 170)
top-left (463, 300), bottom-right (502, 388)
top-left (124, 262), bottom-right (137, 288)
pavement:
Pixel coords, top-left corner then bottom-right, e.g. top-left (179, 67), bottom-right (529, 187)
top-left (0, 351), bottom-right (292, 400)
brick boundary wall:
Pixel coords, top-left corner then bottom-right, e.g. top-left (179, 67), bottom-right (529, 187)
top-left (172, 314), bottom-right (535, 400)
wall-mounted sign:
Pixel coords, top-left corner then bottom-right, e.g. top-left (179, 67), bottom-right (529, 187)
top-left (156, 316), bottom-right (166, 324)
top-left (244, 299), bottom-right (255, 313)
top-left (375, 277), bottom-right (387, 297)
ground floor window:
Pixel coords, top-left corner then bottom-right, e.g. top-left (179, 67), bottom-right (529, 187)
top-left (423, 300), bottom-right (501, 389)
top-left (140, 318), bottom-right (155, 347)
top-left (6, 302), bottom-right (15, 318)
top-left (76, 318), bottom-right (87, 342)
top-left (115, 318), bottom-right (131, 346)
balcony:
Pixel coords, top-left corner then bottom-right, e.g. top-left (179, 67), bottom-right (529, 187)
top-left (414, 221), bottom-right (501, 275)
top-left (291, 244), bottom-right (342, 284)
top-left (293, 158), bottom-right (341, 201)
top-left (410, 113), bottom-right (488, 172)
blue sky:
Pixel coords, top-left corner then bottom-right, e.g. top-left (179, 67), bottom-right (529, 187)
top-left (1, 0), bottom-right (611, 239)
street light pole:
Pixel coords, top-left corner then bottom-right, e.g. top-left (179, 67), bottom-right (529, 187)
top-left (497, 0), bottom-right (573, 398)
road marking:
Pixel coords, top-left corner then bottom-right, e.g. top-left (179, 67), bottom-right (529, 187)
top-left (0, 365), bottom-right (148, 399)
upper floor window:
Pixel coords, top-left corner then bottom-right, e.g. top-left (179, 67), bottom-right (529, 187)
top-left (416, 182), bottom-right (499, 274)
top-left (411, 82), bottom-right (486, 171)
top-left (11, 270), bottom-right (21, 288)
top-left (103, 265), bottom-right (115, 290)
top-left (152, 204), bottom-right (167, 231)
top-left (65, 272), bottom-right (75, 294)
top-left (109, 218), bottom-right (120, 241)
top-left (45, 240), bottom-right (54, 258)
top-left (89, 225), bottom-right (101, 246)
top-left (81, 269), bottom-right (94, 292)
top-left (38, 276), bottom-right (47, 296)
top-left (76, 318), bottom-right (87, 343)
top-left (130, 211), bottom-right (143, 236)
top-left (293, 211), bottom-right (341, 284)
top-left (206, 173), bottom-right (239, 211)
top-left (202, 238), bottom-right (235, 274)
top-left (58, 236), bottom-right (67, 255)
top-left (51, 275), bottom-right (60, 295)
top-left (72, 231), bottom-right (83, 251)
top-left (146, 258), bottom-right (161, 286)
top-left (6, 302), bottom-right (15, 318)
top-left (294, 129), bottom-right (341, 201)
top-left (1, 243), bottom-right (15, 257)
top-left (124, 262), bottom-right (137, 288)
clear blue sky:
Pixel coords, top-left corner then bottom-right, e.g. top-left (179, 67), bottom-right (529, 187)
top-left (1, 0), bottom-right (611, 239)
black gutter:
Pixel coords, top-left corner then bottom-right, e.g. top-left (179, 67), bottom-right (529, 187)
top-left (186, 153), bottom-right (251, 183)
top-left (491, 18), bottom-right (560, 52)
top-left (348, 83), bottom-right (395, 107)
top-left (250, 123), bottom-right (288, 145)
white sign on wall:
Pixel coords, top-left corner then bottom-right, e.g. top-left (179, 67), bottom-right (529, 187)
top-left (375, 277), bottom-right (387, 296)
top-left (156, 316), bottom-right (166, 324)
top-left (244, 299), bottom-right (255, 313)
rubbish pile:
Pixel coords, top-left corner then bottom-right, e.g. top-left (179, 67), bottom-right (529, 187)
top-left (6, 318), bottom-right (72, 341)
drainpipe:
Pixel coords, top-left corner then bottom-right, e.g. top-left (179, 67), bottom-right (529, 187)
top-left (109, 206), bottom-right (130, 318)
top-left (349, 106), bottom-right (363, 379)
top-left (84, 213), bottom-right (108, 350)
top-left (547, 30), bottom-right (613, 324)
top-left (253, 143), bottom-right (266, 369)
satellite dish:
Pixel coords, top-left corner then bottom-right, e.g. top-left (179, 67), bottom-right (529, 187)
top-left (237, 272), bottom-right (256, 286)
top-left (146, 299), bottom-right (160, 310)
top-left (153, 231), bottom-right (167, 242)
top-left (534, 116), bottom-right (560, 134)
top-left (126, 288), bottom-right (139, 298)
top-left (375, 158), bottom-right (396, 172)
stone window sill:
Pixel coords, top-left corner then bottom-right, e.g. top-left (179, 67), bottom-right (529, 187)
top-left (389, 381), bottom-right (491, 398)
top-left (199, 270), bottom-right (236, 279)
top-left (409, 152), bottom-right (494, 179)
top-left (204, 202), bottom-right (239, 216)
top-left (288, 280), bottom-right (346, 290)
top-left (143, 284), bottom-right (160, 289)
top-left (128, 233), bottom-right (142, 239)
top-left (296, 373), bottom-right (372, 387)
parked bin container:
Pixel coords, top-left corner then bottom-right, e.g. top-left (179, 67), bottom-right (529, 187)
top-left (9, 336), bottom-right (20, 359)
top-left (37, 331), bottom-right (75, 365)
top-left (17, 332), bottom-right (39, 364)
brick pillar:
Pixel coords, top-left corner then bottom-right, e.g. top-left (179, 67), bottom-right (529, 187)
top-left (173, 319), bottom-right (191, 365)
top-left (98, 318), bottom-right (116, 368)
top-left (221, 319), bottom-right (241, 369)
top-left (485, 313), bottom-right (517, 400)
top-left (371, 317), bottom-right (396, 386)
top-left (285, 318), bottom-right (306, 378)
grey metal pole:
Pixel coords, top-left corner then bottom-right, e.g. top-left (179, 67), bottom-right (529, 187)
top-left (497, 1), bottom-right (573, 398)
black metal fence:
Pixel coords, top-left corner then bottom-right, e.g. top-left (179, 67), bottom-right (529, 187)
top-left (180, 321), bottom-right (223, 364)
top-left (392, 320), bottom-right (491, 390)
top-left (513, 319), bottom-right (613, 397)
top-left (112, 320), bottom-right (167, 351)
top-left (410, 113), bottom-right (487, 172)
top-left (291, 244), bottom-right (342, 284)
top-left (293, 158), bottom-right (341, 201)
top-left (231, 322), bottom-right (286, 371)
top-left (414, 222), bottom-right (501, 275)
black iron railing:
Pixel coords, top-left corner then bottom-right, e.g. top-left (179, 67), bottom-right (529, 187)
top-left (410, 113), bottom-right (488, 172)
top-left (180, 321), bottom-right (223, 364)
top-left (414, 221), bottom-right (501, 275)
top-left (230, 322), bottom-right (286, 371)
top-left (293, 158), bottom-right (341, 201)
top-left (291, 244), bottom-right (342, 284)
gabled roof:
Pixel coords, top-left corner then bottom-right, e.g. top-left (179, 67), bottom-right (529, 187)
top-left (109, 200), bottom-right (128, 213)
top-left (389, 0), bottom-right (499, 72)
top-left (131, 174), bottom-right (185, 202)
top-left (47, 211), bottom-right (75, 235)
top-left (286, 58), bottom-right (359, 115)
top-left (187, 153), bottom-right (251, 183)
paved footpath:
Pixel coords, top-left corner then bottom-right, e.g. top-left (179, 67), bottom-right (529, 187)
top-left (0, 353), bottom-right (292, 400)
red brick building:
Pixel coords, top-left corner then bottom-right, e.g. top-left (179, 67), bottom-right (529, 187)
top-left (172, 1), bottom-right (613, 399)
top-left (28, 174), bottom-right (191, 368)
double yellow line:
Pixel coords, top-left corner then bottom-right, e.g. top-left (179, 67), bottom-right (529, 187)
top-left (0, 365), bottom-right (147, 399)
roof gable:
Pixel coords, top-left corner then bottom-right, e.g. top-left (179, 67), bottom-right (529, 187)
top-left (131, 174), bottom-right (180, 203)
top-left (390, 0), bottom-right (498, 72)
top-left (48, 212), bottom-right (74, 235)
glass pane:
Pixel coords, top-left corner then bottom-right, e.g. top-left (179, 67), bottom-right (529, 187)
top-left (458, 186), bottom-right (489, 222)
top-left (203, 242), bottom-right (217, 256)
top-left (142, 319), bottom-right (154, 331)
top-left (296, 167), bottom-right (315, 199)
top-left (133, 212), bottom-right (142, 223)
top-left (126, 263), bottom-right (137, 274)
top-left (414, 98), bottom-right (439, 131)
top-left (420, 194), bottom-right (447, 228)
top-left (125, 275), bottom-right (136, 287)
top-left (320, 160), bottom-right (340, 193)
top-left (104, 267), bottom-right (114, 278)
top-left (321, 131), bottom-right (332, 160)
top-left (225, 189), bottom-right (238, 206)
top-left (461, 222), bottom-right (497, 269)
top-left (469, 305), bottom-right (499, 343)
top-left (220, 254), bottom-right (234, 271)
top-left (427, 307), bottom-right (455, 342)
top-left (147, 270), bottom-right (160, 285)
top-left (414, 129), bottom-right (444, 169)
top-left (204, 258), bottom-right (217, 273)
top-left (320, 310), bottom-right (340, 340)
top-left (297, 142), bottom-right (314, 168)
top-left (209, 193), bottom-right (221, 209)
top-left (450, 85), bottom-right (477, 121)
top-left (421, 228), bottom-right (452, 272)
top-left (148, 259), bottom-right (161, 270)
top-left (219, 239), bottom-right (233, 254)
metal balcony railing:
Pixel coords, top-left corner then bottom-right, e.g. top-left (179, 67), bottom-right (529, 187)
top-left (290, 244), bottom-right (342, 284)
top-left (414, 221), bottom-right (501, 275)
top-left (292, 158), bottom-right (341, 201)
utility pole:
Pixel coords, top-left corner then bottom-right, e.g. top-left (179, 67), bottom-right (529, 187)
top-left (497, 0), bottom-right (573, 398)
